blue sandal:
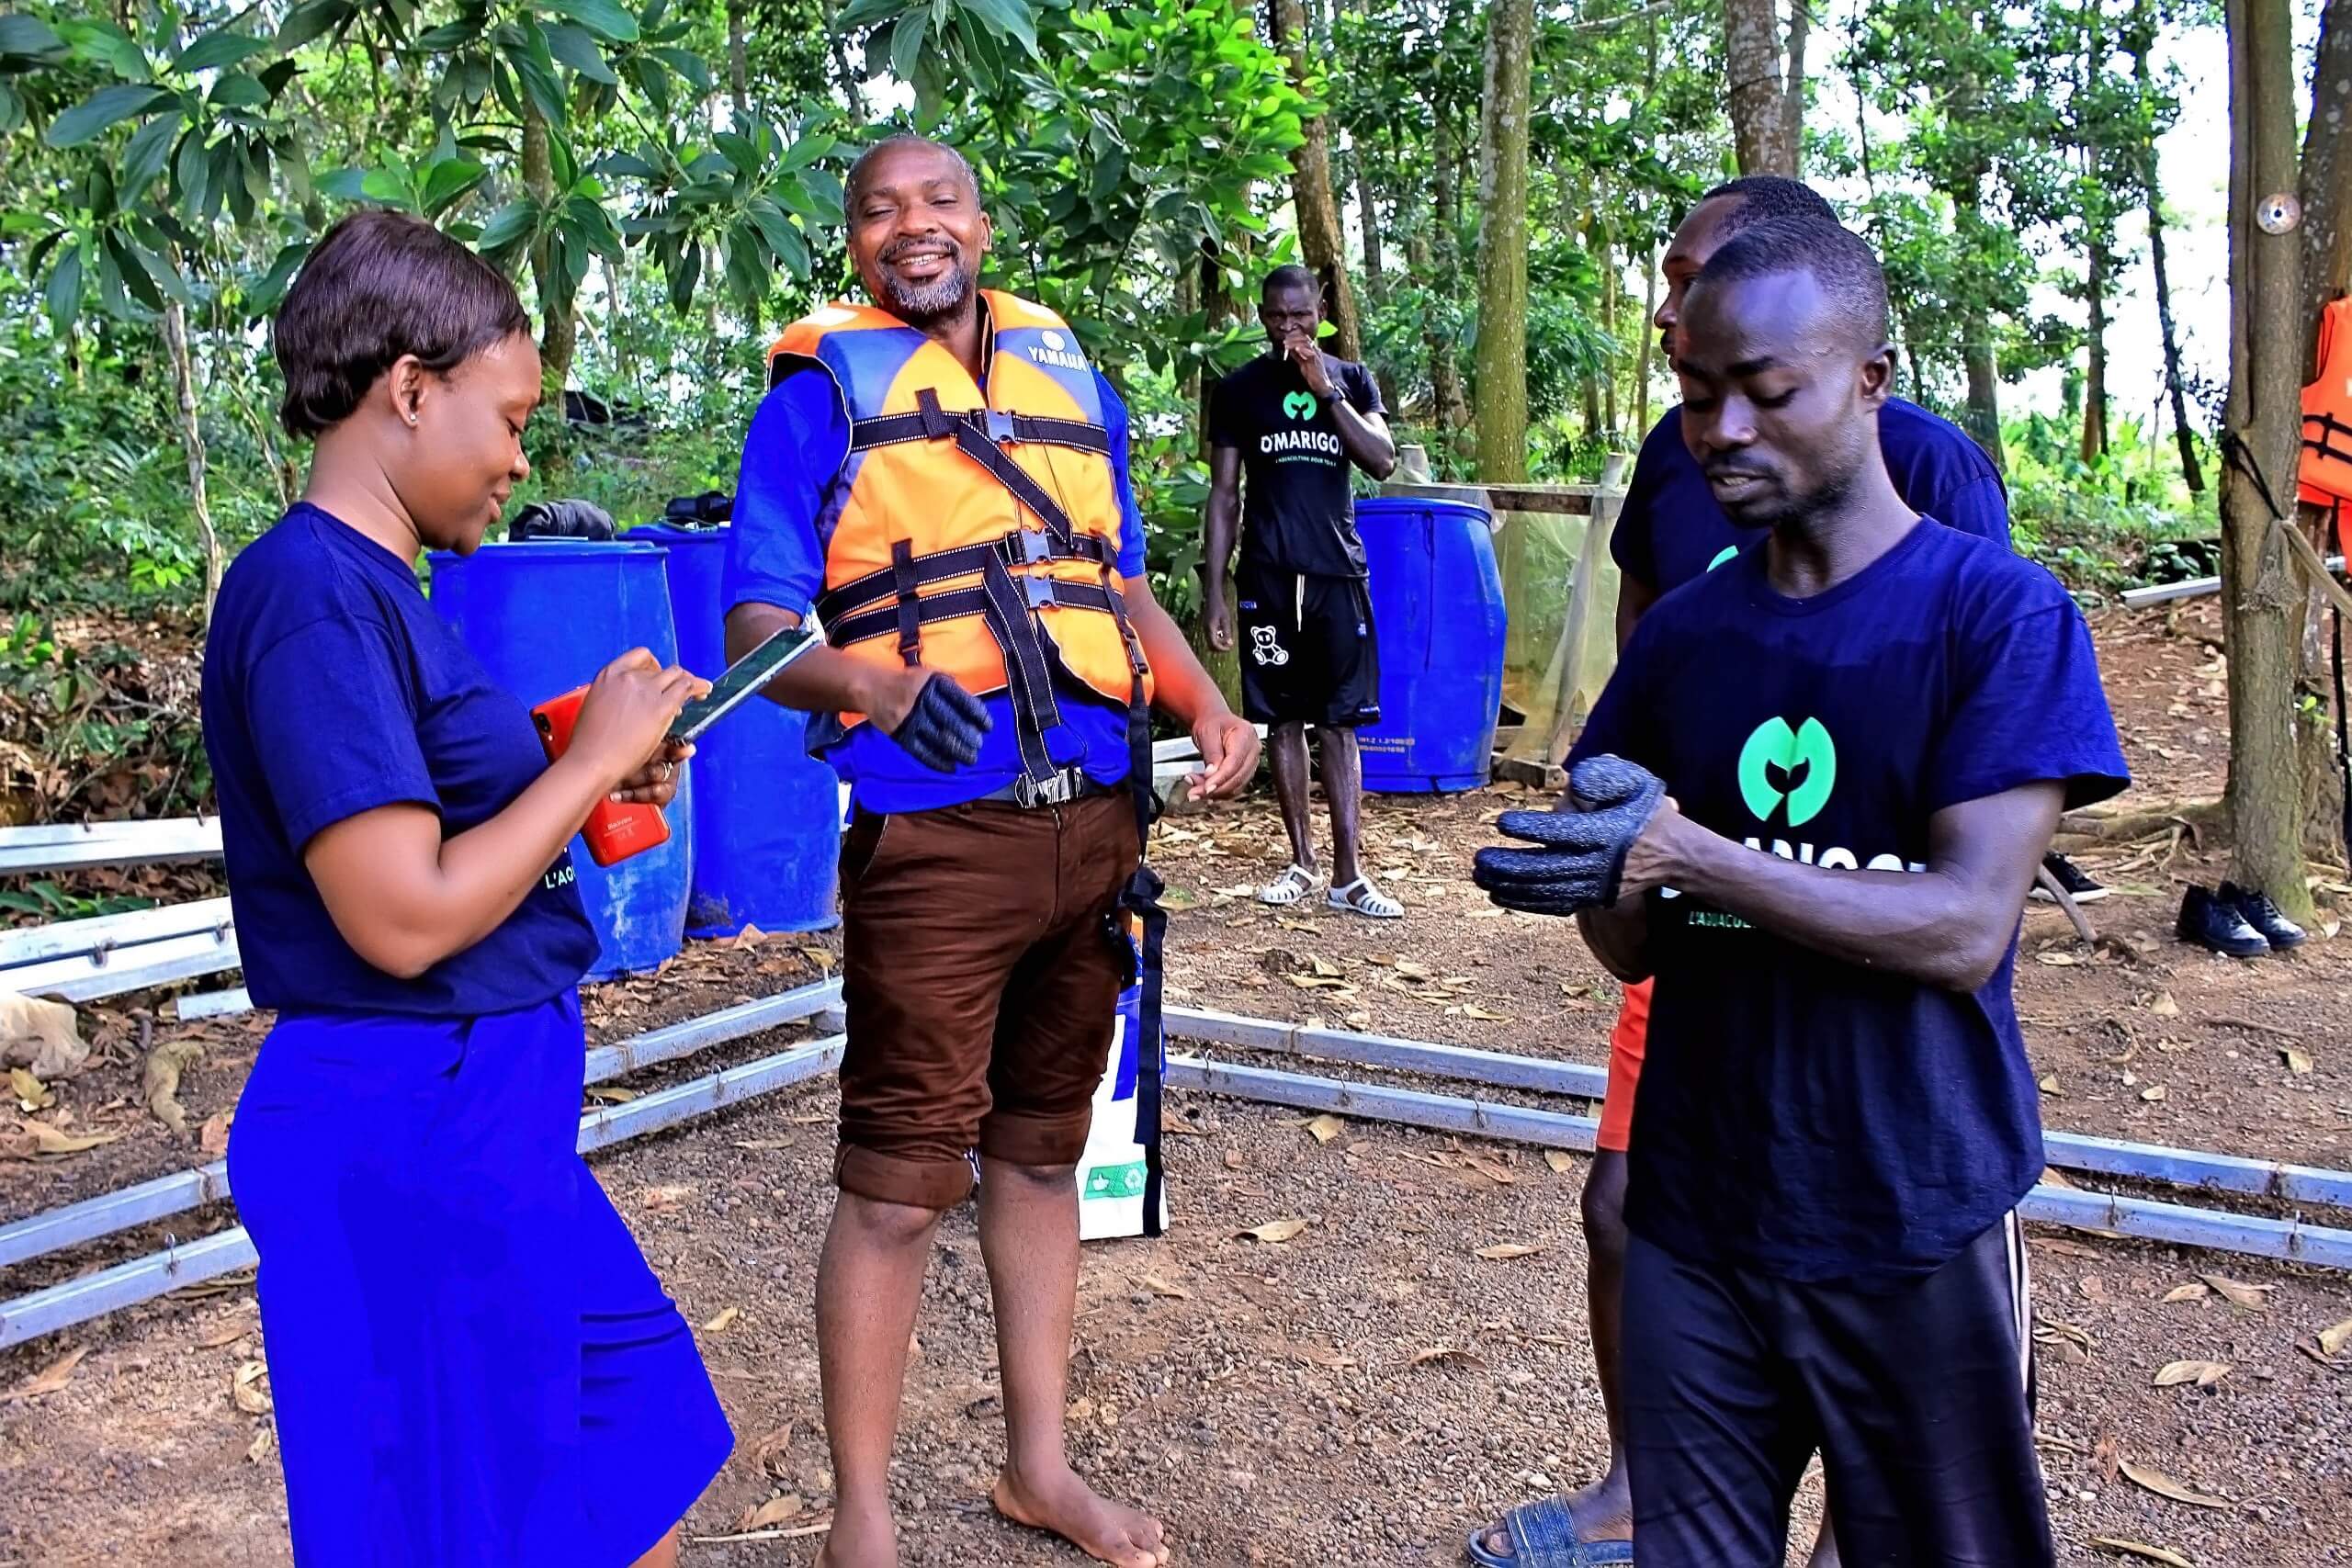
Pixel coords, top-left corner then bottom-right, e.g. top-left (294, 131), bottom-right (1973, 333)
top-left (1464, 1497), bottom-right (1635, 1567)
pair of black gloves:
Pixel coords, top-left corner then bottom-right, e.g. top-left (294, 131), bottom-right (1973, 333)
top-left (1472, 754), bottom-right (1667, 917)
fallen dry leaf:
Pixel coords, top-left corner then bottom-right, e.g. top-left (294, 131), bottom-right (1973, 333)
top-left (9, 1066), bottom-right (51, 1111)
top-left (2091, 1539), bottom-right (2193, 1567)
top-left (2037, 950), bottom-right (2080, 966)
top-left (584, 1085), bottom-right (639, 1104)
top-left (1474, 1243), bottom-right (1544, 1261)
top-left (2038, 1074), bottom-right (2063, 1096)
top-left (0, 992), bottom-right (86, 1079)
top-left (232, 1359), bottom-right (272, 1416)
top-left (2119, 1460), bottom-right (2228, 1510)
top-left (2160, 1282), bottom-right (2211, 1304)
top-left (2282, 1047), bottom-right (2314, 1075)
top-left (1237, 1217), bottom-right (1310, 1244)
top-left (198, 1111), bottom-right (232, 1158)
top-left (1305, 1114), bottom-right (1346, 1145)
top-left (1544, 1150), bottom-right (1577, 1175)
top-left (703, 1306), bottom-right (741, 1335)
top-left (2199, 1274), bottom-right (2274, 1311)
top-left (2316, 1317), bottom-right (2352, 1359)
top-left (739, 1495), bottom-right (805, 1530)
top-left (2140, 1084), bottom-right (2168, 1102)
top-left (143, 1037), bottom-right (203, 1135)
top-left (194, 1316), bottom-right (254, 1350)
top-left (20, 1119), bottom-right (119, 1156)
top-left (2148, 991), bottom-right (2180, 1018)
top-left (1404, 1346), bottom-right (1485, 1370)
top-left (2152, 1359), bottom-right (2231, 1388)
top-left (4, 1346), bottom-right (88, 1402)
top-left (1139, 1275), bottom-right (1190, 1300)
top-left (1463, 1154), bottom-right (1519, 1187)
top-left (1222, 1147), bottom-right (1245, 1171)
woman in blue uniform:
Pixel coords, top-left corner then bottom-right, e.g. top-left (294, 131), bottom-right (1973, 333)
top-left (201, 210), bottom-right (733, 1565)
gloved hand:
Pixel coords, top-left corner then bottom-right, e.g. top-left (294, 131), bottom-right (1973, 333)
top-left (1470, 754), bottom-right (1666, 917)
top-left (887, 671), bottom-right (993, 773)
top-left (510, 499), bottom-right (618, 541)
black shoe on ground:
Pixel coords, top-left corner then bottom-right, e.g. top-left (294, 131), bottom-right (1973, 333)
top-left (2219, 880), bottom-right (2307, 950)
top-left (2177, 886), bottom-right (2271, 958)
top-left (2034, 852), bottom-right (2108, 904)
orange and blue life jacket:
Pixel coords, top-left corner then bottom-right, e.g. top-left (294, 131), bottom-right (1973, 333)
top-left (2301, 295), bottom-right (2352, 554)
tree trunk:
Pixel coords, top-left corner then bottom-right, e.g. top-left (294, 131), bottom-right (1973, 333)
top-left (2082, 234), bottom-right (2110, 464)
top-left (1270, 0), bottom-right (1363, 360)
top-left (1635, 239), bottom-right (1659, 434)
top-left (1724, 0), bottom-right (1793, 175)
top-left (160, 297), bottom-right (221, 619)
top-left (1429, 117), bottom-right (1471, 431)
top-left (1474, 0), bottom-right (1533, 481)
top-left (1355, 145), bottom-right (1386, 306)
top-left (726, 0), bottom-right (749, 119)
top-left (1782, 0), bottom-right (1808, 173)
top-left (1600, 218), bottom-right (1619, 441)
top-left (2128, 0), bottom-right (2202, 491)
top-left (2222, 0), bottom-right (2316, 919)
top-left (521, 106), bottom-right (577, 399)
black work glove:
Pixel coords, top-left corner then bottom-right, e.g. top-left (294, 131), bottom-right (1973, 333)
top-left (509, 499), bottom-right (618, 541)
top-left (1470, 754), bottom-right (1666, 917)
top-left (887, 672), bottom-right (993, 773)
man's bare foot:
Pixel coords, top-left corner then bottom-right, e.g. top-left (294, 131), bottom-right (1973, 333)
top-left (992, 1461), bottom-right (1170, 1568)
top-left (1475, 1467), bottom-right (1632, 1559)
top-left (814, 1499), bottom-right (898, 1568)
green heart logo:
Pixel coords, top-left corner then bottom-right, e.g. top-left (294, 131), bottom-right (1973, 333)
top-left (1737, 716), bottom-right (1838, 828)
top-left (1282, 390), bottom-right (1318, 421)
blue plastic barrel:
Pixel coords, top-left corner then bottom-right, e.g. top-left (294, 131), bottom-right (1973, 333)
top-left (427, 541), bottom-right (691, 978)
top-left (1355, 497), bottom-right (1508, 792)
top-left (625, 524), bottom-right (842, 937)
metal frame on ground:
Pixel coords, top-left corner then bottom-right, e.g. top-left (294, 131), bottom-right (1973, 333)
top-left (5, 991), bottom-right (2347, 1349)
top-left (0, 818), bottom-right (223, 877)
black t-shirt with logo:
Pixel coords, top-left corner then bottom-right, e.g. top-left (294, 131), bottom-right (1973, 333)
top-left (1210, 351), bottom-right (1385, 579)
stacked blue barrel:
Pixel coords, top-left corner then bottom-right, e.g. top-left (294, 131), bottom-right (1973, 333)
top-left (1354, 496), bottom-right (1509, 792)
top-left (626, 523), bottom-right (841, 938)
top-left (429, 522), bottom-right (842, 977)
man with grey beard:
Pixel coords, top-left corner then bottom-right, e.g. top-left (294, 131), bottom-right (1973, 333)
top-left (723, 134), bottom-right (1256, 1568)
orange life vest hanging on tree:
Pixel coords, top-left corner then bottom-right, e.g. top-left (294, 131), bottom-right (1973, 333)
top-left (766, 290), bottom-right (1155, 787)
top-left (2300, 294), bottom-right (2352, 554)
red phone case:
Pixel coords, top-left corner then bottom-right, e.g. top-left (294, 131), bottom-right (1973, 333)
top-left (531, 685), bottom-right (672, 867)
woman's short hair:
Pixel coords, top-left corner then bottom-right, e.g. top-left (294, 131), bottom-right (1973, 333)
top-left (274, 210), bottom-right (531, 439)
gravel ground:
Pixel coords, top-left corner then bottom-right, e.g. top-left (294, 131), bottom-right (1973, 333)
top-left (5, 601), bottom-right (2351, 1567)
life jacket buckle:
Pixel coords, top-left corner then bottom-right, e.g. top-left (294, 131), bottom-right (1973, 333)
top-left (985, 409), bottom-right (1018, 446)
top-left (1023, 573), bottom-right (1056, 610)
top-left (1010, 526), bottom-right (1054, 566)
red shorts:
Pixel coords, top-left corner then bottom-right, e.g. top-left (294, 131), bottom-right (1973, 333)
top-left (1598, 978), bottom-right (1652, 1153)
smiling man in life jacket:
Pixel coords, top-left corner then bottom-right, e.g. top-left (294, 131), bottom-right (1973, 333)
top-left (721, 134), bottom-right (1257, 1568)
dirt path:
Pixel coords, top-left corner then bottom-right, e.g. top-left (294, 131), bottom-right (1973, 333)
top-left (6, 601), bottom-right (2351, 1566)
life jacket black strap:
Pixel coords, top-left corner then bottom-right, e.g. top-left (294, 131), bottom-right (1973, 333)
top-left (855, 389), bottom-right (1082, 549)
top-left (849, 406), bottom-right (1112, 458)
top-left (816, 530), bottom-right (1118, 628)
top-left (825, 577), bottom-right (1129, 653)
top-left (2303, 410), bottom-right (2352, 491)
top-left (888, 539), bottom-right (922, 668)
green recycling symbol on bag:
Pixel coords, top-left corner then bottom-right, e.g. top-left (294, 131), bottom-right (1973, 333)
top-left (1737, 716), bottom-right (1838, 829)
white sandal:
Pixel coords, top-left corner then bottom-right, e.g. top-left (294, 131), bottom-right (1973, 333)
top-left (1259, 863), bottom-right (1322, 906)
top-left (1329, 876), bottom-right (1405, 919)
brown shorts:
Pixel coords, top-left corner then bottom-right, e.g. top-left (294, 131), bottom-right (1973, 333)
top-left (835, 791), bottom-right (1139, 1210)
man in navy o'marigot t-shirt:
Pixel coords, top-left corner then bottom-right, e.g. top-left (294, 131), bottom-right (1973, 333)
top-left (1564, 220), bottom-right (2127, 1563)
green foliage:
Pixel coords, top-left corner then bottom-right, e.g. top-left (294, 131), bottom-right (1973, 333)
top-left (2003, 409), bottom-right (2218, 592)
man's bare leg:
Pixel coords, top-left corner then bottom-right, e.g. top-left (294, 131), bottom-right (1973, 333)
top-left (1267, 721), bottom-right (1318, 876)
top-left (1317, 725), bottom-right (1363, 889)
top-left (814, 1191), bottom-right (946, 1568)
top-left (1477, 1152), bottom-right (1634, 1556)
top-left (980, 1157), bottom-right (1169, 1568)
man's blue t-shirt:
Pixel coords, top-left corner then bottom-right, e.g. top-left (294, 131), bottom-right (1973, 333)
top-left (1571, 522), bottom-right (2129, 1284)
top-left (722, 363), bottom-right (1149, 814)
top-left (202, 504), bottom-right (599, 1017)
top-left (1613, 399), bottom-right (2011, 595)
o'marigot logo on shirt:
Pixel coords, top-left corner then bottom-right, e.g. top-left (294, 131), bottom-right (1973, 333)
top-left (1737, 716), bottom-right (1837, 828)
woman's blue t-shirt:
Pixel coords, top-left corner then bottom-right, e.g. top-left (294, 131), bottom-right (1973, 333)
top-left (1571, 521), bottom-right (2130, 1284)
top-left (201, 504), bottom-right (599, 1017)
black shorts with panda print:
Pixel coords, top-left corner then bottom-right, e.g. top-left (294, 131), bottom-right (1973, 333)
top-left (1234, 554), bottom-right (1381, 728)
